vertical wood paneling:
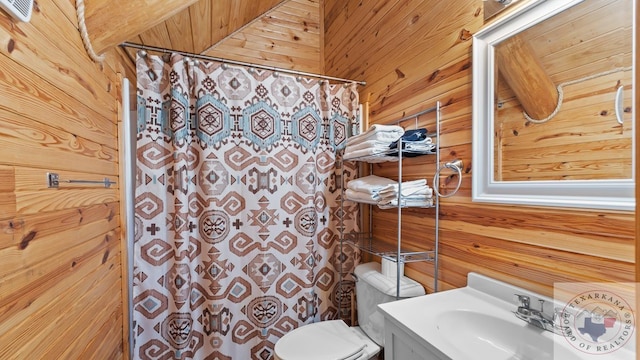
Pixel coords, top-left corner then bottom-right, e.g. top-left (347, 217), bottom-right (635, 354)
top-left (189, 0), bottom-right (213, 53)
top-left (131, 0), bottom-right (322, 73)
top-left (204, 0), bottom-right (322, 72)
top-left (139, 22), bottom-right (173, 50)
top-left (134, 0), bottom-right (286, 54)
top-left (0, 0), bottom-right (128, 357)
top-left (210, 0), bottom-right (233, 46)
top-left (166, 8), bottom-right (195, 53)
top-left (324, 0), bottom-right (635, 297)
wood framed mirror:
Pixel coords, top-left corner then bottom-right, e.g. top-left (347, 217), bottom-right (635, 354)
top-left (472, 0), bottom-right (635, 210)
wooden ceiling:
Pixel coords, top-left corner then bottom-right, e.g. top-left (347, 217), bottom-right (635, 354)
top-left (124, 0), bottom-right (322, 72)
top-left (128, 0), bottom-right (284, 54)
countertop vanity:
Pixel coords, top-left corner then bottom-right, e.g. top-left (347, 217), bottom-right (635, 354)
top-left (378, 272), bottom-right (635, 360)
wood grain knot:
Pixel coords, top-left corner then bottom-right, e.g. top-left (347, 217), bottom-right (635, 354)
top-left (459, 29), bottom-right (472, 41)
top-left (429, 70), bottom-right (440, 82)
top-left (19, 231), bottom-right (36, 249)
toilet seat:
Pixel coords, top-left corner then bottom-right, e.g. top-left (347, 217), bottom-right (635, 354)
top-left (274, 320), bottom-right (380, 360)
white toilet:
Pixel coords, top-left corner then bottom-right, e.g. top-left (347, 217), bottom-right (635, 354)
top-left (274, 262), bottom-right (425, 360)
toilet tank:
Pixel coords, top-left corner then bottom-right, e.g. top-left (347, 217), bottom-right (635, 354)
top-left (353, 262), bottom-right (425, 346)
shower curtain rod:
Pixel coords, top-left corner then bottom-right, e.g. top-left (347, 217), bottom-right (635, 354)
top-left (120, 42), bottom-right (366, 86)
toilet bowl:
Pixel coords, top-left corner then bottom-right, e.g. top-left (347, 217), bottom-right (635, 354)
top-left (274, 262), bottom-right (425, 360)
top-left (274, 320), bottom-right (379, 360)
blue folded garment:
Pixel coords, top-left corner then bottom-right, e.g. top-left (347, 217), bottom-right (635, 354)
top-left (387, 128), bottom-right (434, 157)
top-left (389, 128), bottom-right (429, 149)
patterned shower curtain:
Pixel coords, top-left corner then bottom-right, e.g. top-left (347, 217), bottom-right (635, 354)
top-left (132, 53), bottom-right (361, 359)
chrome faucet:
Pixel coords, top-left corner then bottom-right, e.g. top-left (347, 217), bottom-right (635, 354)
top-left (513, 294), bottom-right (569, 335)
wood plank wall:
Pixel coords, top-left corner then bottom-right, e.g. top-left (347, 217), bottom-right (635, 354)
top-left (128, 0), bottom-right (285, 54)
top-left (0, 1), bottom-right (133, 358)
top-left (125, 0), bottom-right (322, 73)
top-left (324, 0), bottom-right (635, 297)
top-left (495, 0), bottom-right (633, 181)
top-left (203, 0), bottom-right (322, 72)
top-left (0, 0), bottom-right (631, 356)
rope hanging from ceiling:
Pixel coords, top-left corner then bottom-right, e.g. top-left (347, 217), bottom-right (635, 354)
top-left (75, 0), bottom-right (105, 63)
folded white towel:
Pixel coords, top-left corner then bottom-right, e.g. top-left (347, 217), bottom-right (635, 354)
top-left (347, 124), bottom-right (404, 146)
top-left (378, 179), bottom-right (427, 193)
top-left (405, 143), bottom-right (436, 151)
top-left (344, 189), bottom-right (379, 204)
top-left (375, 180), bottom-right (429, 200)
top-left (402, 144), bottom-right (437, 154)
top-left (343, 148), bottom-right (400, 162)
top-left (345, 139), bottom-right (393, 153)
top-left (378, 187), bottom-right (433, 202)
top-left (378, 198), bottom-right (434, 209)
top-left (344, 143), bottom-right (392, 161)
top-left (347, 175), bottom-right (396, 195)
top-left (378, 186), bottom-right (432, 197)
top-left (405, 137), bottom-right (433, 145)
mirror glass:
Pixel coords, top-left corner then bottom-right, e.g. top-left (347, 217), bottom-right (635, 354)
top-left (472, 0), bottom-right (635, 210)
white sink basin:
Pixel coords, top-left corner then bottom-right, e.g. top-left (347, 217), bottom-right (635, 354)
top-left (436, 310), bottom-right (580, 360)
top-left (378, 273), bottom-right (636, 360)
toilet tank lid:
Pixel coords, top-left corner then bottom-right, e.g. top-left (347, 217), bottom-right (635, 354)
top-left (354, 262), bottom-right (426, 298)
